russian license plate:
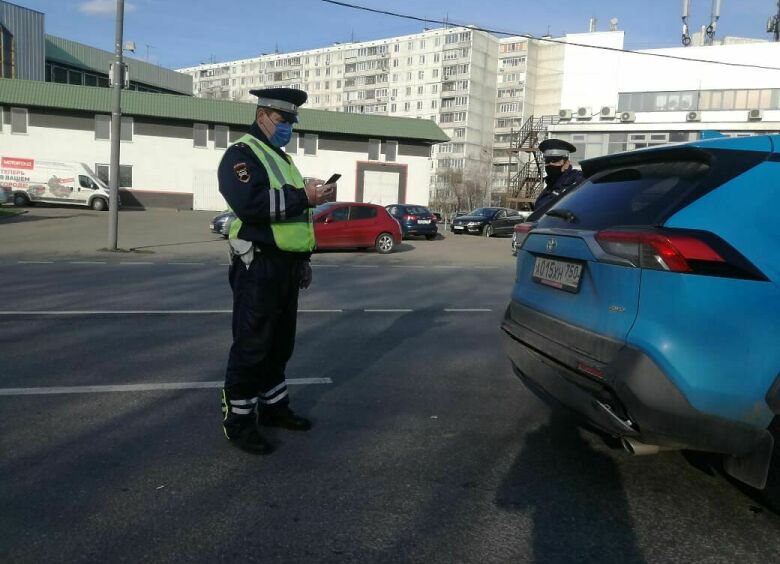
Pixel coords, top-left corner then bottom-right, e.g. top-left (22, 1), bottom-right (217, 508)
top-left (533, 257), bottom-right (583, 293)
top-left (418, 219), bottom-right (431, 224)
top-left (454, 225), bottom-right (464, 230)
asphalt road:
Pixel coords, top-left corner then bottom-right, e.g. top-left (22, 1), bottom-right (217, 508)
top-left (1, 207), bottom-right (779, 563)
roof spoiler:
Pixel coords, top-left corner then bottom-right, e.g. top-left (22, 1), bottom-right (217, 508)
top-left (580, 146), bottom-right (714, 178)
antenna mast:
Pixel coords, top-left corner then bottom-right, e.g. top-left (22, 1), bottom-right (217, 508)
top-left (705, 0), bottom-right (722, 45)
top-left (681, 0), bottom-right (692, 46)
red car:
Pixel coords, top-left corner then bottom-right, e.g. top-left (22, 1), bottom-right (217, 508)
top-left (314, 202), bottom-right (402, 254)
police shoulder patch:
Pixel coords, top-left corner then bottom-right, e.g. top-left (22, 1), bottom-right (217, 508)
top-left (233, 162), bottom-right (250, 183)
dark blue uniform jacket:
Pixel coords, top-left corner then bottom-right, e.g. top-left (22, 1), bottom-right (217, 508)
top-left (533, 167), bottom-right (585, 211)
top-left (218, 122), bottom-right (312, 257)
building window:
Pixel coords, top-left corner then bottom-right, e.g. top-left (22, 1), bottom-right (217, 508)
top-left (120, 165), bottom-right (133, 188)
top-left (95, 115), bottom-right (111, 140)
top-left (386, 140), bottom-right (398, 162)
top-left (286, 132), bottom-right (298, 154)
top-left (95, 164), bottom-right (133, 187)
top-left (0, 24), bottom-right (15, 79)
top-left (215, 125), bottom-right (229, 149)
top-left (368, 138), bottom-right (381, 160)
top-left (194, 123), bottom-right (208, 147)
top-left (121, 117), bottom-right (133, 141)
top-left (304, 133), bottom-right (318, 155)
top-left (10, 108), bottom-right (27, 134)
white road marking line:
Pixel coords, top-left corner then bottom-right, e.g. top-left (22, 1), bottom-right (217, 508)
top-left (0, 310), bottom-right (233, 315)
top-left (0, 377), bottom-right (333, 396)
top-left (17, 261), bottom-right (53, 264)
top-left (69, 261), bottom-right (107, 264)
top-left (168, 262), bottom-right (205, 266)
top-left (300, 309), bottom-right (343, 313)
top-left (118, 262), bottom-right (154, 265)
top-left (350, 265), bottom-right (379, 268)
top-left (311, 264), bottom-right (338, 267)
top-left (443, 308), bottom-right (493, 312)
top-left (364, 308), bottom-right (414, 313)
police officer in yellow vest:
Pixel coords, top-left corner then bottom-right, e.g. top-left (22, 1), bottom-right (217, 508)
top-left (218, 88), bottom-right (335, 454)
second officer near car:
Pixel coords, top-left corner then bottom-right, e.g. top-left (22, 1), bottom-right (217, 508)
top-left (218, 87), bottom-right (336, 454)
top-left (534, 138), bottom-right (584, 210)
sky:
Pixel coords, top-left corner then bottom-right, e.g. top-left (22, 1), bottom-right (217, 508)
top-left (14, 0), bottom-right (780, 69)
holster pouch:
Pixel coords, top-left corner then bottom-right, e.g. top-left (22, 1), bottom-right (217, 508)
top-left (228, 238), bottom-right (255, 269)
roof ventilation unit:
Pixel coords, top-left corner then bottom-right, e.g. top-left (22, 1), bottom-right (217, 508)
top-left (599, 106), bottom-right (616, 119)
top-left (558, 109), bottom-right (573, 120)
top-left (619, 111), bottom-right (636, 123)
top-left (576, 106), bottom-right (592, 120)
top-left (686, 111), bottom-right (701, 122)
top-left (748, 109), bottom-right (763, 121)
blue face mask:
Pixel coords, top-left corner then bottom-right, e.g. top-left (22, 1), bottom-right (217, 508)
top-left (269, 122), bottom-right (293, 147)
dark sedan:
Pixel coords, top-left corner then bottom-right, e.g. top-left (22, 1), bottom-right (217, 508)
top-left (385, 204), bottom-right (438, 240)
top-left (210, 210), bottom-right (236, 238)
top-left (450, 207), bottom-right (528, 237)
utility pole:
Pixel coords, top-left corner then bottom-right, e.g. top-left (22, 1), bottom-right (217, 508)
top-left (108, 0), bottom-right (124, 250)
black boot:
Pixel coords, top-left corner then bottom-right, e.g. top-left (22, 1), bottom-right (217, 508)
top-left (222, 392), bottom-right (274, 454)
top-left (227, 422), bottom-right (274, 455)
top-left (259, 406), bottom-right (312, 431)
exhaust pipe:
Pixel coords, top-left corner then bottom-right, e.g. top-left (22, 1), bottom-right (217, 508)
top-left (621, 437), bottom-right (662, 456)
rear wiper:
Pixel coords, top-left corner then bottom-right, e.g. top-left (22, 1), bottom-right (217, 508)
top-left (544, 208), bottom-right (578, 223)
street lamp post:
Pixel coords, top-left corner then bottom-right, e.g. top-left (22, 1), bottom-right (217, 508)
top-left (108, 0), bottom-right (125, 250)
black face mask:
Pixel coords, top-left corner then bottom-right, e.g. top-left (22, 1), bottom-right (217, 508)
top-left (545, 165), bottom-right (563, 186)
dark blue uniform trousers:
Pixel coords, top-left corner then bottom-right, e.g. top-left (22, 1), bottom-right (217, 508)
top-left (224, 252), bottom-right (301, 415)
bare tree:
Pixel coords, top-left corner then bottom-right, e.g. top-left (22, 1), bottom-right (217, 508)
top-left (432, 167), bottom-right (464, 216)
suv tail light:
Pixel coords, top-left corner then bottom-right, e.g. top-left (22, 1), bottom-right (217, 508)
top-left (513, 222), bottom-right (535, 249)
top-left (596, 229), bottom-right (768, 280)
top-left (402, 214), bottom-right (417, 221)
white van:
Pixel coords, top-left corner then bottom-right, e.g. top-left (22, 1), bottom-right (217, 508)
top-left (0, 157), bottom-right (113, 211)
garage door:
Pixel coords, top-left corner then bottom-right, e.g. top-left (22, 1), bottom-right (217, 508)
top-left (192, 170), bottom-right (225, 211)
top-left (362, 170), bottom-right (400, 205)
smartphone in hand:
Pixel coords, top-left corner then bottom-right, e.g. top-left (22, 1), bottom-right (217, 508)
top-left (325, 173), bottom-right (341, 185)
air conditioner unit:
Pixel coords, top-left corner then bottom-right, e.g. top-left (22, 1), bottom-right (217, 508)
top-left (575, 106), bottom-right (592, 120)
top-left (558, 109), bottom-right (573, 120)
top-left (599, 106), bottom-right (616, 119)
top-left (748, 108), bottom-right (763, 121)
top-left (619, 111), bottom-right (636, 123)
top-left (686, 111), bottom-right (701, 122)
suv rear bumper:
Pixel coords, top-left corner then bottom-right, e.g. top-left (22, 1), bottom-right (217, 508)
top-left (501, 301), bottom-right (769, 456)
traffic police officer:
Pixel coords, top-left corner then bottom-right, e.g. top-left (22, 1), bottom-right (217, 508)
top-left (534, 138), bottom-right (584, 210)
top-left (218, 87), bottom-right (336, 454)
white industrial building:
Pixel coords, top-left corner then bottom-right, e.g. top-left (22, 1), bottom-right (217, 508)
top-left (0, 79), bottom-right (447, 210)
top-left (547, 40), bottom-right (780, 162)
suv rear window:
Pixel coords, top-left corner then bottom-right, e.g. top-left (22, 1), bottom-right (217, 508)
top-left (404, 206), bottom-right (430, 215)
top-left (533, 148), bottom-right (768, 230)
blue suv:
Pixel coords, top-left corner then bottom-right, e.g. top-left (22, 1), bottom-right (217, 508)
top-left (502, 135), bottom-right (780, 504)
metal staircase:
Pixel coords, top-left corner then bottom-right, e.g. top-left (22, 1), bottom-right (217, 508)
top-left (505, 114), bottom-right (559, 206)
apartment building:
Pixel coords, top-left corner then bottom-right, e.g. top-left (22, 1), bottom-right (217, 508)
top-left (179, 27), bottom-right (501, 203)
top-left (179, 28), bottom-right (633, 206)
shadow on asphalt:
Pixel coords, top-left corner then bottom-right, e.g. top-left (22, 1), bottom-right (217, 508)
top-left (0, 210), bottom-right (97, 223)
top-left (128, 239), bottom-right (226, 252)
top-left (495, 413), bottom-right (646, 564)
top-left (314, 242), bottom-right (416, 254)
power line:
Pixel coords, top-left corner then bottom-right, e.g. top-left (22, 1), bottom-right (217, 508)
top-left (320, 0), bottom-right (780, 72)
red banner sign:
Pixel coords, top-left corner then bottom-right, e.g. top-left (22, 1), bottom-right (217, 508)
top-left (2, 157), bottom-right (35, 170)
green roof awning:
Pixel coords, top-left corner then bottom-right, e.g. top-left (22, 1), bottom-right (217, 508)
top-left (0, 79), bottom-right (449, 143)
